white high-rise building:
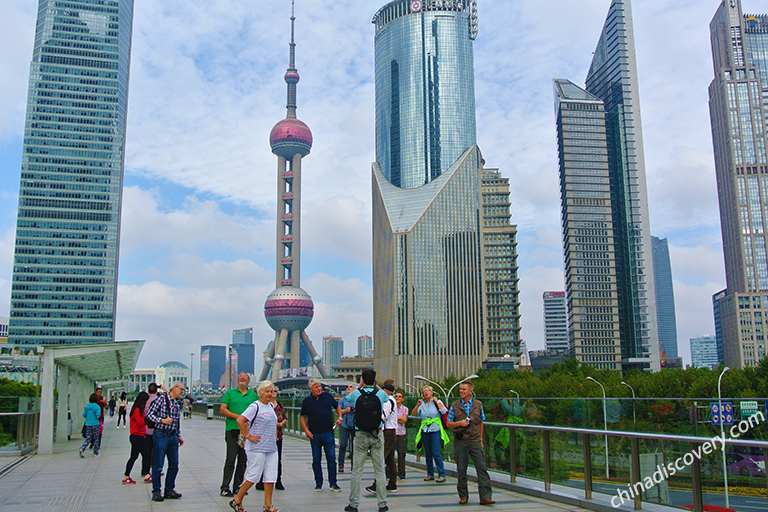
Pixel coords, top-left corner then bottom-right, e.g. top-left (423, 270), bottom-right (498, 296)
top-left (357, 335), bottom-right (373, 358)
top-left (690, 335), bottom-right (719, 370)
top-left (322, 336), bottom-right (344, 377)
top-left (543, 292), bottom-right (568, 351)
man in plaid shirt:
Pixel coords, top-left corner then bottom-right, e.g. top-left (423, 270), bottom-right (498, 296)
top-left (146, 382), bottom-right (186, 502)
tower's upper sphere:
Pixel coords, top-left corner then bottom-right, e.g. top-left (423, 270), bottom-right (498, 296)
top-left (284, 69), bottom-right (300, 84)
top-left (270, 118), bottom-right (313, 159)
top-left (264, 286), bottom-right (314, 332)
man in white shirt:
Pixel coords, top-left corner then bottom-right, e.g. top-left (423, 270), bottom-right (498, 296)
top-left (366, 380), bottom-right (398, 494)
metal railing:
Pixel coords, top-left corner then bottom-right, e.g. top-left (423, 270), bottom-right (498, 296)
top-left (0, 411), bottom-right (39, 455)
top-left (191, 402), bottom-right (768, 512)
top-left (487, 420), bottom-right (768, 512)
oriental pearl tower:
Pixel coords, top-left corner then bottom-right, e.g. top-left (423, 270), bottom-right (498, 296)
top-left (259, 2), bottom-right (328, 381)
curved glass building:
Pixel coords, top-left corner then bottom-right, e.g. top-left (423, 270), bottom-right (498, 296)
top-left (373, 0), bottom-right (477, 189)
top-left (372, 1), bottom-right (492, 386)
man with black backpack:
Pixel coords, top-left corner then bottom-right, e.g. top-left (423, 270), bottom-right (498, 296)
top-left (344, 369), bottom-right (391, 512)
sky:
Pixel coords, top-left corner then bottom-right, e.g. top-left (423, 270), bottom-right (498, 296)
top-left (0, 0), bottom-right (749, 378)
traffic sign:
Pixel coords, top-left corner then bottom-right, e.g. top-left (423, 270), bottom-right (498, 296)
top-left (711, 402), bottom-right (734, 425)
top-left (740, 400), bottom-right (758, 420)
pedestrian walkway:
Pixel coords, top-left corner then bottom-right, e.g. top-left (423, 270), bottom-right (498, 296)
top-left (0, 413), bottom-right (606, 512)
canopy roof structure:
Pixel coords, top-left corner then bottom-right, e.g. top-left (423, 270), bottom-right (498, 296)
top-left (50, 341), bottom-right (144, 382)
top-left (38, 340), bottom-right (144, 454)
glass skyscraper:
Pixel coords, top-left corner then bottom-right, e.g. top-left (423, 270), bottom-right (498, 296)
top-left (554, 78), bottom-right (622, 370)
top-left (373, 0), bottom-right (477, 189)
top-left (583, 0), bottom-right (659, 371)
top-left (9, 0), bottom-right (134, 346)
top-left (372, 1), bottom-right (486, 385)
top-left (651, 236), bottom-right (678, 359)
top-left (709, 0), bottom-right (768, 368)
top-left (553, 0), bottom-right (659, 371)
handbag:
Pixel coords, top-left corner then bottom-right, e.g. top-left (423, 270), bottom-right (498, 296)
top-left (81, 424), bottom-right (87, 438)
top-left (237, 403), bottom-right (261, 448)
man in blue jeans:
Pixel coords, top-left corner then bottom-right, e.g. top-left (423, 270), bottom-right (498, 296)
top-left (145, 382), bottom-right (185, 502)
top-left (300, 378), bottom-right (343, 492)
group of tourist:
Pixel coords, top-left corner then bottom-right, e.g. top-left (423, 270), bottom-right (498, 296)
top-left (80, 369), bottom-right (496, 511)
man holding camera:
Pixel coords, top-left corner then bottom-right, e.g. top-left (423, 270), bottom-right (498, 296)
top-left (446, 381), bottom-right (495, 506)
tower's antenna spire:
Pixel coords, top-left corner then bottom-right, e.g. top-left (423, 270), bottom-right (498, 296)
top-left (284, 0), bottom-right (299, 118)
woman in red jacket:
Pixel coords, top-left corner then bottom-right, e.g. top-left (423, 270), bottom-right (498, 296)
top-left (123, 391), bottom-right (150, 484)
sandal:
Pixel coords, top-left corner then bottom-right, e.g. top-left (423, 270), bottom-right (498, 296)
top-left (263, 506), bottom-right (280, 512)
top-left (229, 499), bottom-right (246, 512)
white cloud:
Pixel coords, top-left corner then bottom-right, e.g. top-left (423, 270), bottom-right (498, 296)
top-left (303, 196), bottom-right (371, 265)
top-left (0, 226), bottom-right (14, 317)
top-left (0, 2), bottom-right (35, 139)
top-left (120, 186), bottom-right (272, 255)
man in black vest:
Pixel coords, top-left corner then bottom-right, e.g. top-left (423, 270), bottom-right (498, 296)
top-left (446, 381), bottom-right (495, 505)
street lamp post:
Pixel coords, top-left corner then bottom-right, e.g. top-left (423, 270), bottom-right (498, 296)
top-left (413, 375), bottom-right (448, 402)
top-left (405, 383), bottom-right (419, 395)
top-left (587, 376), bottom-right (609, 478)
top-left (447, 375), bottom-right (479, 399)
top-left (621, 381), bottom-right (636, 429)
top-left (228, 346), bottom-right (234, 390)
top-left (189, 353), bottom-right (194, 393)
top-left (414, 374), bottom-right (479, 403)
top-left (509, 389), bottom-right (519, 400)
top-left (718, 366), bottom-right (730, 510)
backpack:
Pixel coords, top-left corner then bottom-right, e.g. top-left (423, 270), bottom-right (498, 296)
top-left (355, 388), bottom-right (383, 434)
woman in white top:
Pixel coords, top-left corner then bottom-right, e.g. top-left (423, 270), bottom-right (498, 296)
top-left (116, 392), bottom-right (128, 429)
top-left (412, 385), bottom-right (449, 482)
top-left (229, 380), bottom-right (279, 512)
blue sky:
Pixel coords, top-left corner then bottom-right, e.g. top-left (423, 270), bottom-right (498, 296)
top-left (0, 0), bottom-right (747, 376)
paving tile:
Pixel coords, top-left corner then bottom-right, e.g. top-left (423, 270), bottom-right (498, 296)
top-left (0, 413), bottom-right (602, 512)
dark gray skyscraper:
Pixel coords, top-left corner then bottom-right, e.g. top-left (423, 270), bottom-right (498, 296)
top-left (709, 0), bottom-right (768, 368)
top-left (651, 236), bottom-right (678, 359)
top-left (9, 0), bottom-right (134, 346)
top-left (553, 0), bottom-right (659, 371)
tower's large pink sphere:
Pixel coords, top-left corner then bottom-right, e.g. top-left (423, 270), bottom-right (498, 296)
top-left (270, 118), bottom-right (312, 159)
top-left (264, 286), bottom-right (314, 332)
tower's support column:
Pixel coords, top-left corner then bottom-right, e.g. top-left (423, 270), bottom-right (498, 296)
top-left (272, 328), bottom-right (290, 376)
top-left (300, 330), bottom-right (329, 377)
top-left (260, 331), bottom-right (281, 380)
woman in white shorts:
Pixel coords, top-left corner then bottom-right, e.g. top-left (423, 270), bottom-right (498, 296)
top-left (230, 380), bottom-right (279, 512)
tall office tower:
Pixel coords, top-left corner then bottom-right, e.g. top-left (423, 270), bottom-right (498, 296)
top-left (585, 0), bottom-right (659, 371)
top-left (322, 336), bottom-right (344, 377)
top-left (357, 335), bottom-right (374, 358)
top-left (371, 0), bottom-right (485, 385)
top-left (200, 345), bottom-right (226, 390)
top-left (713, 289), bottom-right (727, 365)
top-left (8, 0), bottom-right (134, 346)
top-left (553, 0), bottom-right (659, 371)
top-left (651, 236), bottom-right (679, 359)
top-left (232, 328), bottom-right (254, 345)
top-left (260, 3), bottom-right (327, 381)
top-left (543, 292), bottom-right (568, 351)
top-left (690, 335), bottom-right (719, 370)
top-left (708, 0), bottom-right (768, 368)
top-left (482, 168), bottom-right (521, 358)
top-left (554, 79), bottom-right (622, 370)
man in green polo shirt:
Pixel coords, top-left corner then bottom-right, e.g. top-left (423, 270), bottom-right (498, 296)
top-left (219, 373), bottom-right (257, 497)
